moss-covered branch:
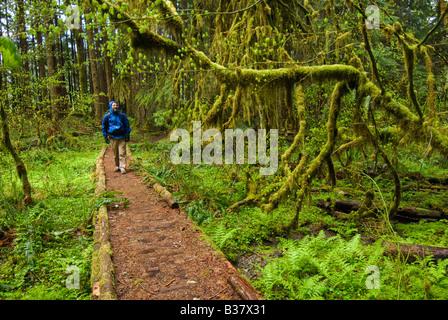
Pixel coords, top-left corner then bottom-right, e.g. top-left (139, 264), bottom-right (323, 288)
top-left (288, 81), bottom-right (349, 231)
top-left (360, 17), bottom-right (383, 92)
top-left (203, 84), bottom-right (228, 127)
top-left (90, 0), bottom-right (182, 55)
top-left (418, 4), bottom-right (448, 47)
top-left (399, 36), bottom-right (423, 120)
top-left (263, 85), bottom-right (306, 212)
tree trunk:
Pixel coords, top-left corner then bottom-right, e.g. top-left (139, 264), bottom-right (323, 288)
top-left (224, 260), bottom-right (264, 300)
top-left (228, 275), bottom-right (264, 300)
top-left (152, 182), bottom-right (179, 209)
top-left (96, 27), bottom-right (109, 107)
top-left (102, 32), bottom-right (113, 101)
top-left (85, 6), bottom-right (103, 122)
top-left (17, 0), bottom-right (30, 101)
top-left (0, 103), bottom-right (32, 205)
top-left (74, 26), bottom-right (88, 96)
top-left (43, 4), bottom-right (59, 121)
top-left (55, 24), bottom-right (69, 113)
top-left (35, 28), bottom-right (48, 106)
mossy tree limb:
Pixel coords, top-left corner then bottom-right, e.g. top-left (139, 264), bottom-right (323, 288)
top-left (359, 17), bottom-right (384, 93)
top-left (90, 0), bottom-right (182, 55)
top-left (288, 81), bottom-right (349, 231)
top-left (400, 38), bottom-right (423, 120)
top-left (418, 4), bottom-right (448, 47)
top-left (263, 85), bottom-right (306, 212)
top-left (203, 83), bottom-right (228, 128)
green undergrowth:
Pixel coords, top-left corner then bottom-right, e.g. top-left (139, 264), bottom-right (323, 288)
top-left (0, 132), bottom-right (105, 300)
top-left (256, 230), bottom-right (448, 300)
top-left (131, 134), bottom-right (448, 300)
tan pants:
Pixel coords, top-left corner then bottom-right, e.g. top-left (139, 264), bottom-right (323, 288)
top-left (110, 138), bottom-right (127, 171)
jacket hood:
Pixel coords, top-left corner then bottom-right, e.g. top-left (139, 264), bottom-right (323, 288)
top-left (109, 101), bottom-right (117, 113)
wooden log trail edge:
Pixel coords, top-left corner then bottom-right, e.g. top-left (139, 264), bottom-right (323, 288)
top-left (91, 145), bottom-right (117, 300)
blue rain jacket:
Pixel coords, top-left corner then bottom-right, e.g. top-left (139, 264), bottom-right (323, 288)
top-left (101, 101), bottom-right (131, 139)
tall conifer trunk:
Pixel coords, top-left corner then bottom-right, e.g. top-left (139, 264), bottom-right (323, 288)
top-left (43, 2), bottom-right (59, 122)
top-left (85, 5), bottom-right (102, 122)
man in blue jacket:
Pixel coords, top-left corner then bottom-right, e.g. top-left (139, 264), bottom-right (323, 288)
top-left (102, 101), bottom-right (131, 174)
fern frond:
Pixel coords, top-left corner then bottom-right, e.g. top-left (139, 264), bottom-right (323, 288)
top-left (211, 223), bottom-right (239, 249)
top-left (298, 275), bottom-right (327, 299)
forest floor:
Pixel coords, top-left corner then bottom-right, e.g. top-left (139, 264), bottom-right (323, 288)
top-left (103, 145), bottom-right (242, 300)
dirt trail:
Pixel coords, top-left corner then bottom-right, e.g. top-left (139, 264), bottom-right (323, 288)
top-left (104, 146), bottom-right (241, 300)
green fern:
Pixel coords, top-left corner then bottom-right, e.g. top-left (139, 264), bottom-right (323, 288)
top-left (211, 223), bottom-right (240, 249)
top-left (297, 275), bottom-right (327, 300)
top-left (256, 231), bottom-right (385, 299)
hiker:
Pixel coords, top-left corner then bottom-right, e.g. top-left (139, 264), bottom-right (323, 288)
top-left (102, 101), bottom-right (131, 174)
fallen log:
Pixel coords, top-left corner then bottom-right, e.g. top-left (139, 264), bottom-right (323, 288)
top-left (222, 260), bottom-right (263, 300)
top-left (152, 181), bottom-right (179, 209)
top-left (383, 241), bottom-right (448, 261)
top-left (316, 199), bottom-right (447, 221)
top-left (399, 173), bottom-right (448, 186)
top-left (421, 185), bottom-right (448, 191)
top-left (428, 177), bottom-right (448, 185)
top-left (317, 199), bottom-right (361, 213)
top-left (228, 275), bottom-right (264, 300)
top-left (395, 206), bottom-right (446, 222)
top-left (125, 145), bottom-right (179, 209)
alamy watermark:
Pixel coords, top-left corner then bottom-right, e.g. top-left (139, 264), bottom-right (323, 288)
top-left (65, 5), bottom-right (81, 30)
top-left (170, 121), bottom-right (278, 175)
top-left (365, 265), bottom-right (380, 289)
top-left (65, 265), bottom-right (80, 290)
top-left (366, 5), bottom-right (380, 30)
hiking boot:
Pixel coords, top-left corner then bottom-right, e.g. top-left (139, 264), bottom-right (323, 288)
top-left (114, 167), bottom-right (120, 172)
top-left (121, 169), bottom-right (126, 174)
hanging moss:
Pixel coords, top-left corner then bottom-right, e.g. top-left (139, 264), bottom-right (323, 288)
top-left (335, 31), bottom-right (351, 60)
top-left (160, 0), bottom-right (184, 35)
top-left (203, 84), bottom-right (228, 127)
top-left (222, 85), bottom-right (243, 130)
top-left (281, 85), bottom-right (305, 172)
top-left (399, 38), bottom-right (423, 120)
top-left (287, 82), bottom-right (349, 231)
top-left (423, 49), bottom-right (436, 123)
top-left (263, 85), bottom-right (307, 213)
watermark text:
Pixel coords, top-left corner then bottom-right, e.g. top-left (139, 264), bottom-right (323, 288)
top-left (170, 121), bottom-right (278, 175)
